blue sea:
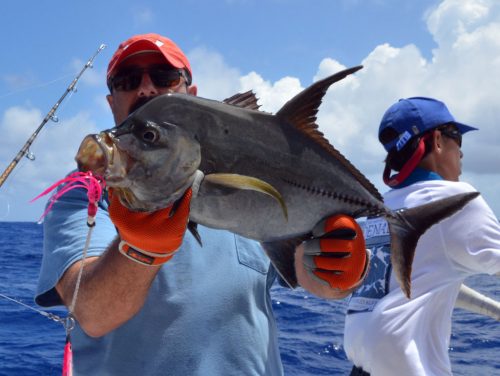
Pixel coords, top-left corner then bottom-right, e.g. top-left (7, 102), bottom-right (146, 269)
top-left (0, 222), bottom-right (498, 375)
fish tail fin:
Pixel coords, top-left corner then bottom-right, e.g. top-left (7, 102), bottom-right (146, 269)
top-left (386, 191), bottom-right (479, 299)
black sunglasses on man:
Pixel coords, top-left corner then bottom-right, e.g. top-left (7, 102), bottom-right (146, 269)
top-left (108, 65), bottom-right (189, 92)
top-left (438, 124), bottom-right (462, 147)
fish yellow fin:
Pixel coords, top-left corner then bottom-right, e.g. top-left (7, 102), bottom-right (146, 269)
top-left (112, 187), bottom-right (137, 209)
top-left (204, 173), bottom-right (288, 220)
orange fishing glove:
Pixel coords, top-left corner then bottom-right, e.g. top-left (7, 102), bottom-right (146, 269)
top-left (303, 214), bottom-right (368, 291)
top-left (108, 188), bottom-right (192, 266)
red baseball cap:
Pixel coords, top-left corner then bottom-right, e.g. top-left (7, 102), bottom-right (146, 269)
top-left (107, 33), bottom-right (192, 83)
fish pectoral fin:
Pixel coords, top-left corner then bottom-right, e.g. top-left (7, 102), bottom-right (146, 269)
top-left (113, 187), bottom-right (137, 209)
top-left (261, 237), bottom-right (306, 289)
top-left (204, 173), bottom-right (288, 220)
top-left (187, 221), bottom-right (202, 247)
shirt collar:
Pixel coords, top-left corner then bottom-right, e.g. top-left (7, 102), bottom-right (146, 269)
top-left (393, 167), bottom-right (443, 189)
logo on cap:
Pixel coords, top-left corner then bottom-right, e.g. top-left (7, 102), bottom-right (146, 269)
top-left (396, 131), bottom-right (412, 151)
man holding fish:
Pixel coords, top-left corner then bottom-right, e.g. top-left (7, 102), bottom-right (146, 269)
top-left (343, 98), bottom-right (500, 375)
top-left (35, 33), bottom-right (369, 375)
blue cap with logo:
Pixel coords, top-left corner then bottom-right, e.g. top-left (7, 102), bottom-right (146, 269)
top-left (379, 97), bottom-right (478, 153)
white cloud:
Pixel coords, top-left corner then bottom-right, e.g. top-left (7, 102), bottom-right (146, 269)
top-left (239, 72), bottom-right (303, 113)
top-left (0, 106), bottom-right (42, 146)
top-left (326, 0), bottom-right (500, 215)
top-left (188, 47), bottom-right (242, 100)
top-left (0, 108), bottom-right (100, 221)
top-left (427, 0), bottom-right (491, 47)
top-left (5, 0), bottom-right (500, 220)
top-left (222, 0), bottom-right (500, 215)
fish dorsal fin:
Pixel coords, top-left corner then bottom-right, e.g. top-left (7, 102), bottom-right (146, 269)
top-left (275, 66), bottom-right (382, 200)
top-left (223, 90), bottom-right (261, 110)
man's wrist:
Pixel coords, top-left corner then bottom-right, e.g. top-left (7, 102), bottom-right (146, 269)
top-left (118, 240), bottom-right (177, 266)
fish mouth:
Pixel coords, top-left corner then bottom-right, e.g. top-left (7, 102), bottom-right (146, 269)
top-left (75, 132), bottom-right (128, 183)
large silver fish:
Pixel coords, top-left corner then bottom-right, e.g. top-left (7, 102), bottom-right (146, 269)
top-left (76, 66), bottom-right (478, 297)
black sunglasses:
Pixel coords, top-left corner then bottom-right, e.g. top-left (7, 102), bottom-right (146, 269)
top-left (438, 126), bottom-right (462, 147)
top-left (108, 66), bottom-right (187, 92)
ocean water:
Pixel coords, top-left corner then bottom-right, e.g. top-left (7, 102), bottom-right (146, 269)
top-left (0, 222), bottom-right (498, 375)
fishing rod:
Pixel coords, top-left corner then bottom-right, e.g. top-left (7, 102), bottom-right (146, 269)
top-left (0, 43), bottom-right (106, 189)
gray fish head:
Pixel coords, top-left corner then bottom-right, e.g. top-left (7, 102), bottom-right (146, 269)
top-left (76, 115), bottom-right (201, 211)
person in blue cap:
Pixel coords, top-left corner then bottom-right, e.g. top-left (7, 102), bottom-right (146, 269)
top-left (342, 97), bottom-right (500, 376)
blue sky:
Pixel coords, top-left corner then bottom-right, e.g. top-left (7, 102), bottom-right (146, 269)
top-left (1, 0), bottom-right (500, 221)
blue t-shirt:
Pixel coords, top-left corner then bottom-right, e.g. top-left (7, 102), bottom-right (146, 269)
top-left (36, 187), bottom-right (283, 376)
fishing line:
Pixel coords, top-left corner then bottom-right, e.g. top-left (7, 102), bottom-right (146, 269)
top-left (68, 224), bottom-right (94, 314)
top-left (32, 171), bottom-right (105, 376)
top-left (0, 44), bottom-right (107, 376)
top-left (0, 155), bottom-right (31, 220)
top-left (59, 224), bottom-right (93, 376)
top-left (0, 73), bottom-right (76, 100)
top-left (0, 292), bottom-right (65, 325)
top-left (0, 193), bottom-right (11, 220)
top-left (0, 44), bottom-right (106, 189)
top-left (0, 288), bottom-right (75, 375)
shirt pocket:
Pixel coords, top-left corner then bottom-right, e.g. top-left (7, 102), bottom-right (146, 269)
top-left (234, 236), bottom-right (269, 274)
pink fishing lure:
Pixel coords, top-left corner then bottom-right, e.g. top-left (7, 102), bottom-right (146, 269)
top-left (62, 337), bottom-right (73, 376)
top-left (31, 171), bottom-right (106, 220)
top-left (32, 171), bottom-right (106, 375)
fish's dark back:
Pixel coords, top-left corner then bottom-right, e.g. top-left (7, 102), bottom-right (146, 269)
top-left (137, 94), bottom-right (386, 241)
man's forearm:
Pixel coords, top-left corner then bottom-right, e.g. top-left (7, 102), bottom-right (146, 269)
top-left (56, 237), bottom-right (161, 337)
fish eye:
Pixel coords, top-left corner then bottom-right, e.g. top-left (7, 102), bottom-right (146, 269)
top-left (141, 129), bottom-right (159, 143)
top-left (135, 120), bottom-right (161, 144)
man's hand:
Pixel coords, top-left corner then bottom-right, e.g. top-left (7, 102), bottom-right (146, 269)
top-left (108, 188), bottom-right (192, 266)
top-left (302, 214), bottom-right (368, 291)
